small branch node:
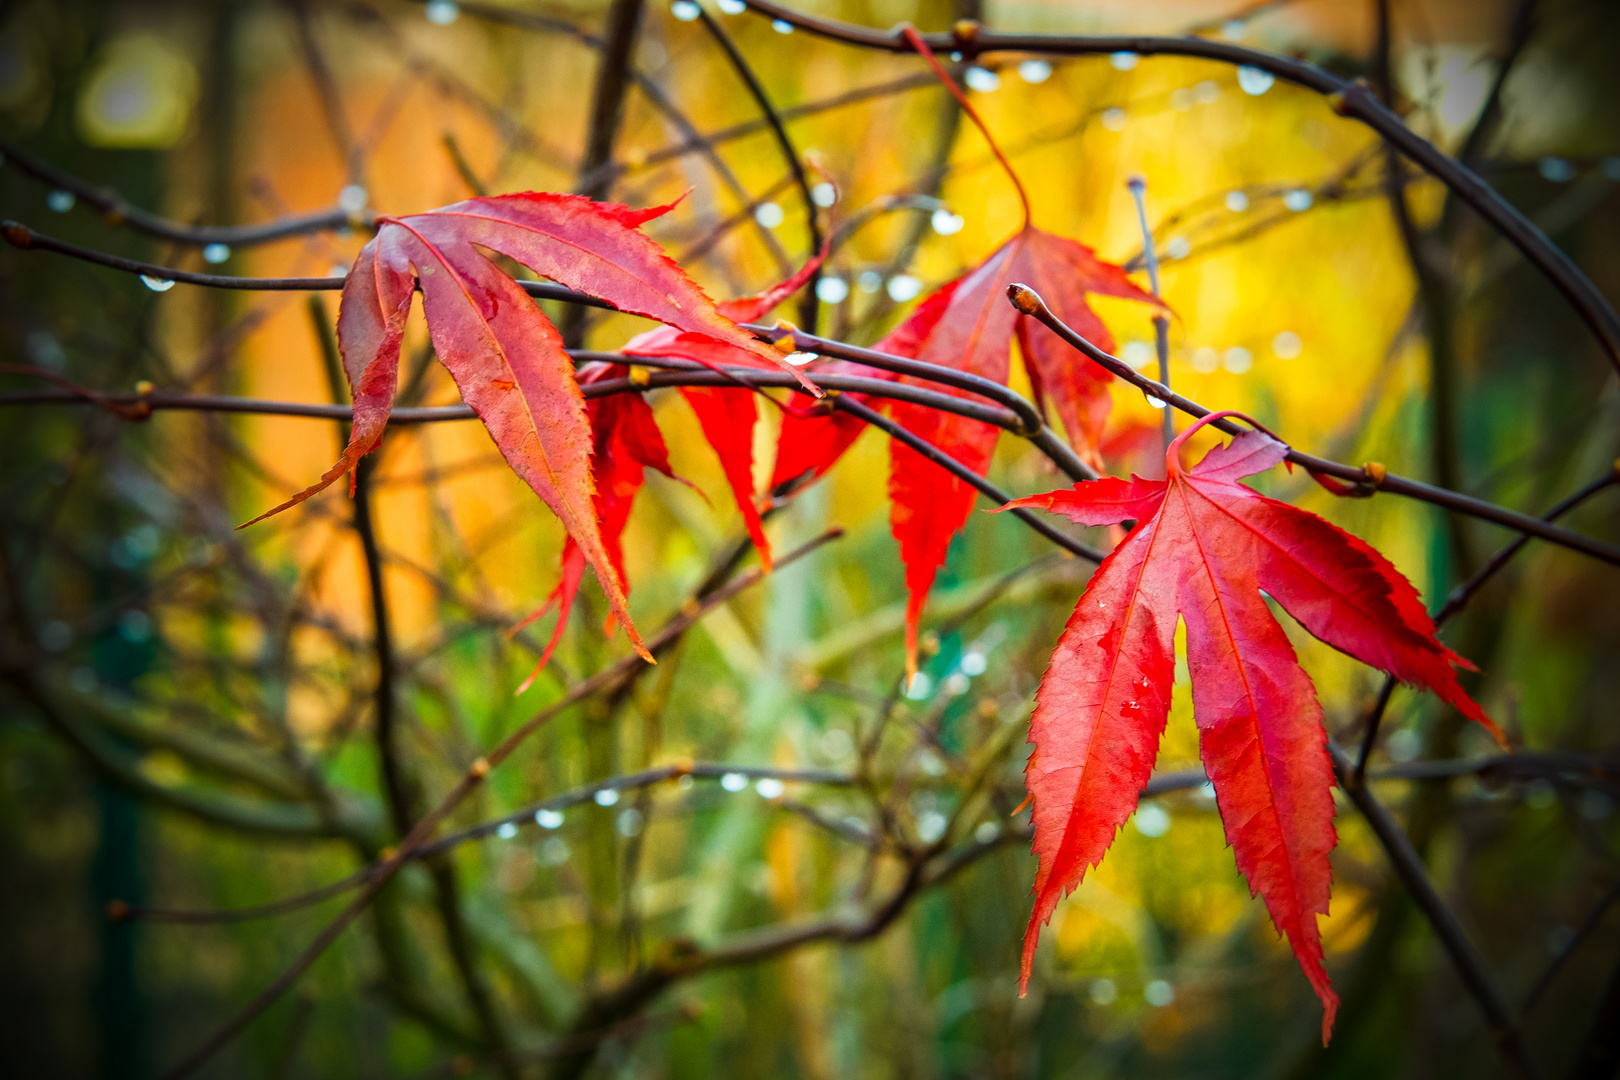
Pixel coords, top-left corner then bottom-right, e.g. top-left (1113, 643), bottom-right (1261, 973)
top-left (106, 899), bottom-right (131, 922)
top-left (952, 19), bottom-right (981, 45)
top-left (469, 758), bottom-right (491, 780)
top-left (2, 220), bottom-right (34, 249)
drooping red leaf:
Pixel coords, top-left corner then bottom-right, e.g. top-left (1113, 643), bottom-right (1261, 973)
top-left (1002, 411), bottom-right (1503, 1045)
top-left (245, 191), bottom-right (790, 662)
top-left (511, 361), bottom-right (675, 692)
top-left (871, 231), bottom-right (1159, 674)
top-left (620, 254), bottom-right (825, 571)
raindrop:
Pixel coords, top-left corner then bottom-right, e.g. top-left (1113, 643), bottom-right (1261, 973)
top-left (38, 621), bottom-right (72, 653)
top-left (717, 0), bottom-right (746, 12)
top-left (338, 184), bottom-right (368, 213)
top-left (1193, 80), bottom-right (1220, 104)
top-left (1225, 190), bottom-right (1249, 212)
top-left (960, 651), bottom-right (987, 676)
top-left (1101, 107), bottom-right (1127, 132)
top-left (677, 773), bottom-right (695, 791)
top-left (496, 821), bottom-right (518, 840)
top-left (964, 67), bottom-right (1000, 92)
top-left (46, 190), bottom-right (75, 213)
top-left (1221, 19), bottom-right (1247, 40)
top-left (1580, 790), bottom-right (1614, 820)
top-left (1223, 346), bottom-right (1253, 373)
top-left (1144, 979), bottom-right (1175, 1006)
top-left (720, 772), bottom-right (749, 792)
top-left (1090, 979), bottom-right (1118, 1005)
top-left (820, 728), bottom-right (853, 760)
top-left (1385, 727), bottom-right (1422, 763)
top-left (670, 0), bottom-right (700, 20)
top-left (1283, 188), bottom-right (1314, 211)
top-left (917, 811), bottom-right (948, 843)
top-left (1147, 396), bottom-right (1167, 410)
top-left (816, 276), bottom-right (848, 304)
top-left (857, 270), bottom-right (883, 293)
top-left (754, 201), bottom-right (785, 228)
top-left (975, 821), bottom-right (1000, 843)
top-left (1525, 779), bottom-right (1557, 809)
top-left (1191, 346), bottom-right (1218, 372)
top-left (1236, 66), bottom-right (1275, 95)
top-left (1538, 157), bottom-right (1576, 183)
top-left (541, 837), bottom-right (570, 865)
top-left (755, 777), bottom-right (786, 799)
top-left (593, 788), bottom-right (620, 806)
top-left (1272, 330), bottom-right (1302, 359)
top-left (1164, 236), bottom-right (1190, 259)
top-left (117, 610), bottom-right (152, 643)
top-left (931, 208), bottom-right (965, 235)
top-left (1135, 801), bottom-right (1171, 837)
top-left (1121, 340), bottom-right (1154, 369)
top-left (535, 808), bottom-right (564, 829)
top-left (1018, 60), bottom-right (1052, 84)
top-left (784, 351), bottom-right (818, 366)
top-left (771, 18), bottom-right (793, 33)
top-left (617, 808), bottom-right (644, 836)
top-left (425, 0), bottom-right (460, 24)
top-left (810, 181), bottom-right (837, 207)
top-left (202, 243), bottom-right (230, 264)
top-left (1110, 52), bottom-right (1139, 71)
top-left (140, 275), bottom-right (176, 292)
top-left (904, 671), bottom-right (934, 700)
top-left (943, 672), bottom-right (970, 696)
top-left (886, 274), bottom-right (923, 303)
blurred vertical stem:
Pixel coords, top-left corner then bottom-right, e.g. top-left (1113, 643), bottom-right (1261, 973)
top-left (307, 298), bottom-right (516, 1073)
top-left (693, 5), bottom-right (823, 329)
top-left (1127, 175), bottom-right (1173, 453)
top-left (563, 0), bottom-right (646, 348)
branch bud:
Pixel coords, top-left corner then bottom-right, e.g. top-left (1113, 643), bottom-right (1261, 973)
top-left (1006, 283), bottom-right (1041, 315)
top-left (105, 899), bottom-right (131, 921)
top-left (469, 757), bottom-right (491, 780)
top-left (953, 19), bottom-right (980, 45)
top-left (2, 221), bottom-right (33, 249)
top-left (770, 319), bottom-right (800, 355)
top-left (628, 365), bottom-right (652, 386)
top-left (1362, 461), bottom-right (1387, 488)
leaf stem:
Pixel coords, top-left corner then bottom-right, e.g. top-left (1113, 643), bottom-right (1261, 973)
top-left (896, 24), bottom-right (1031, 230)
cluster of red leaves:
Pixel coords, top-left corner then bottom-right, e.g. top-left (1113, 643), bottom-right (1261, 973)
top-left (248, 163), bottom-right (1499, 1047)
top-left (246, 191), bottom-right (806, 662)
top-left (1003, 411), bottom-right (1505, 1043)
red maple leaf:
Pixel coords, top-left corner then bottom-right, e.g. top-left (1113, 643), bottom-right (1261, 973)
top-left (242, 191), bottom-right (795, 661)
top-left (1001, 411), bottom-right (1505, 1043)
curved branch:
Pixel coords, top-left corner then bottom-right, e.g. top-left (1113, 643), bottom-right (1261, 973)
top-left (694, 5), bottom-right (823, 326)
top-left (1010, 285), bottom-right (1620, 569)
top-left (155, 527), bottom-right (845, 1080)
top-left (737, 0), bottom-right (1620, 376)
top-left (0, 141), bottom-right (353, 246)
top-left (1326, 740), bottom-right (1541, 1079)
